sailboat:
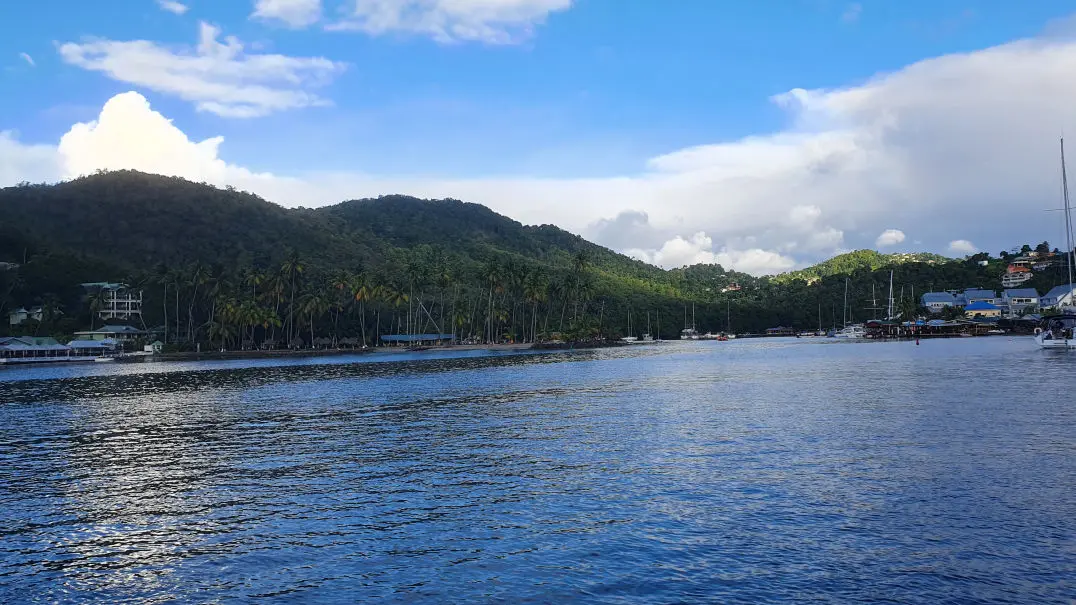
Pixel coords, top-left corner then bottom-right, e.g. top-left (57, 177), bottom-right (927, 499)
top-left (641, 312), bottom-right (654, 342)
top-left (724, 298), bottom-right (736, 339)
top-left (680, 303), bottom-right (699, 340)
top-left (621, 308), bottom-right (638, 343)
top-left (834, 277), bottom-right (866, 339)
top-left (1036, 137), bottom-right (1076, 348)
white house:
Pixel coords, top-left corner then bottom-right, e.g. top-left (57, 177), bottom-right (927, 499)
top-left (1039, 285), bottom-right (1076, 309)
top-left (81, 282), bottom-right (143, 320)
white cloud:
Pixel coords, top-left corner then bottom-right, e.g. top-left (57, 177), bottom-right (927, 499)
top-left (157, 0), bottom-right (189, 15)
top-left (58, 22), bottom-right (346, 117)
top-left (841, 3), bottom-right (861, 24)
top-left (875, 228), bottom-right (906, 248)
top-left (328, 0), bottom-right (573, 44)
top-left (624, 232), bottom-right (795, 275)
top-left (253, 0), bottom-right (321, 28)
top-left (19, 52), bottom-right (34, 66)
top-left (948, 239), bottom-right (977, 254)
top-left (0, 132), bottom-right (60, 185)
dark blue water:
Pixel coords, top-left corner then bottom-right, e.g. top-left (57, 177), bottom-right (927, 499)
top-left (1, 338), bottom-right (1074, 603)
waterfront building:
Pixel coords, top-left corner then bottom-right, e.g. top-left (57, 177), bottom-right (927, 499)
top-left (73, 325), bottom-right (146, 342)
top-left (964, 301), bottom-right (1002, 319)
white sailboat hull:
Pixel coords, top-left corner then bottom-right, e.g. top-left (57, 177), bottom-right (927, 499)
top-left (1036, 332), bottom-right (1076, 348)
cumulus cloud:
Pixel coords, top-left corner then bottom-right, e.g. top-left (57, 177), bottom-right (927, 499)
top-left (328, 0), bottom-right (572, 44)
top-left (0, 132), bottom-right (60, 185)
top-left (624, 232), bottom-right (796, 275)
top-left (58, 22), bottom-right (346, 117)
top-left (948, 239), bottom-right (977, 254)
top-left (253, 0), bottom-right (321, 28)
top-left (875, 229), bottom-right (906, 248)
top-left (156, 0), bottom-right (189, 15)
top-left (9, 28), bottom-right (1076, 273)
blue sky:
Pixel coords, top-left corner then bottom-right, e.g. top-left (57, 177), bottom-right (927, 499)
top-left (4, 1), bottom-right (1076, 273)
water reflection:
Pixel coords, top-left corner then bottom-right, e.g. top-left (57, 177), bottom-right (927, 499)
top-left (1, 339), bottom-right (1074, 603)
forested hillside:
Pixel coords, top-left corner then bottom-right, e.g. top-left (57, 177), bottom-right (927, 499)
top-left (1, 171), bottom-right (1071, 347)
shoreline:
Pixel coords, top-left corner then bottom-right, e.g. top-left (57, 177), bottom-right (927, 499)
top-left (127, 340), bottom-right (631, 363)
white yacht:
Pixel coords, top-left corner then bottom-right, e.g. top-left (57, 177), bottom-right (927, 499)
top-left (833, 324), bottom-right (867, 339)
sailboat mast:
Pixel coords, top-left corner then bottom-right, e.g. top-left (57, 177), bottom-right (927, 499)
top-left (843, 278), bottom-right (849, 326)
top-left (1063, 137), bottom-right (1075, 304)
top-left (727, 298), bottom-right (731, 333)
top-left (887, 270), bottom-right (894, 320)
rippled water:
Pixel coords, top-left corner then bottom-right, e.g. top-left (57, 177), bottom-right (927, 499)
top-left (2, 338), bottom-right (1074, 603)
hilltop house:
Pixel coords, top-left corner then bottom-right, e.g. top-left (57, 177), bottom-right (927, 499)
top-left (81, 282), bottom-right (143, 321)
top-left (1001, 288), bottom-right (1039, 315)
top-left (921, 292), bottom-right (957, 313)
top-left (1039, 285), bottom-right (1076, 309)
top-left (964, 301), bottom-right (1001, 319)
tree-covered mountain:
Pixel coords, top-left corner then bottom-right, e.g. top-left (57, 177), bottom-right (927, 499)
top-left (1, 170), bottom-right (1071, 347)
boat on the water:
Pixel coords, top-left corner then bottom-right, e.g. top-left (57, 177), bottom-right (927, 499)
top-left (1037, 137), bottom-right (1076, 349)
top-left (680, 304), bottom-right (699, 340)
top-left (1036, 314), bottom-right (1076, 348)
top-left (833, 324), bottom-right (867, 339)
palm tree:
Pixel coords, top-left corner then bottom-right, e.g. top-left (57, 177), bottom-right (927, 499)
top-left (186, 261), bottom-right (208, 343)
top-left (299, 288), bottom-right (330, 348)
top-left (154, 263), bottom-right (171, 343)
top-left (482, 259), bottom-right (501, 343)
top-left (35, 293), bottom-right (62, 336)
top-left (350, 272), bottom-right (374, 347)
top-left (280, 250), bottom-right (305, 342)
top-left (524, 269), bottom-right (547, 342)
top-left (85, 288), bottom-right (108, 331)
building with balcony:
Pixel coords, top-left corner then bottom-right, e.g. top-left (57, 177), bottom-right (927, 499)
top-left (81, 282), bottom-right (143, 320)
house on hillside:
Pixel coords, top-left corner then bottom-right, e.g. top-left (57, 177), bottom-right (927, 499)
top-left (7, 306), bottom-right (42, 326)
top-left (965, 301), bottom-right (1001, 319)
top-left (1001, 288), bottom-right (1039, 315)
top-left (80, 282), bottom-right (143, 320)
top-left (921, 292), bottom-right (956, 314)
top-left (1039, 285), bottom-right (1076, 309)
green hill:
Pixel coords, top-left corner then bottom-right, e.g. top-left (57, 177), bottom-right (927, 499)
top-left (1, 171), bottom-right (1069, 346)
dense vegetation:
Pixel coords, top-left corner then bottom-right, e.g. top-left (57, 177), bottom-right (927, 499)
top-left (2, 171), bottom-right (1072, 348)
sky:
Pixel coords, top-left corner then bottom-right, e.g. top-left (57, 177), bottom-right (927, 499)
top-left (4, 1), bottom-right (1076, 275)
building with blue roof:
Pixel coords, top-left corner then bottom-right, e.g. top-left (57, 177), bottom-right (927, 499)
top-left (921, 292), bottom-right (956, 313)
top-left (964, 301), bottom-right (1001, 319)
top-left (1039, 285), bottom-right (1076, 309)
top-left (1001, 288), bottom-right (1039, 315)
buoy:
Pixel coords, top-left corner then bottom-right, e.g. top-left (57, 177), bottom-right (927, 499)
top-left (1034, 327), bottom-right (1042, 335)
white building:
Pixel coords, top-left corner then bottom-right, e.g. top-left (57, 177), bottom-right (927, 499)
top-left (7, 306), bottom-right (42, 326)
top-left (81, 282), bottom-right (143, 320)
top-left (1039, 285), bottom-right (1076, 309)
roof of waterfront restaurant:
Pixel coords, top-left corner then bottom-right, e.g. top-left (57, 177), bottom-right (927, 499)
top-left (67, 338), bottom-right (118, 349)
top-left (965, 301), bottom-right (1000, 310)
top-left (963, 289), bottom-right (997, 299)
top-left (1002, 288), bottom-right (1039, 298)
top-left (921, 292), bottom-right (956, 303)
top-left (74, 325), bottom-right (145, 335)
top-left (380, 334), bottom-right (456, 342)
